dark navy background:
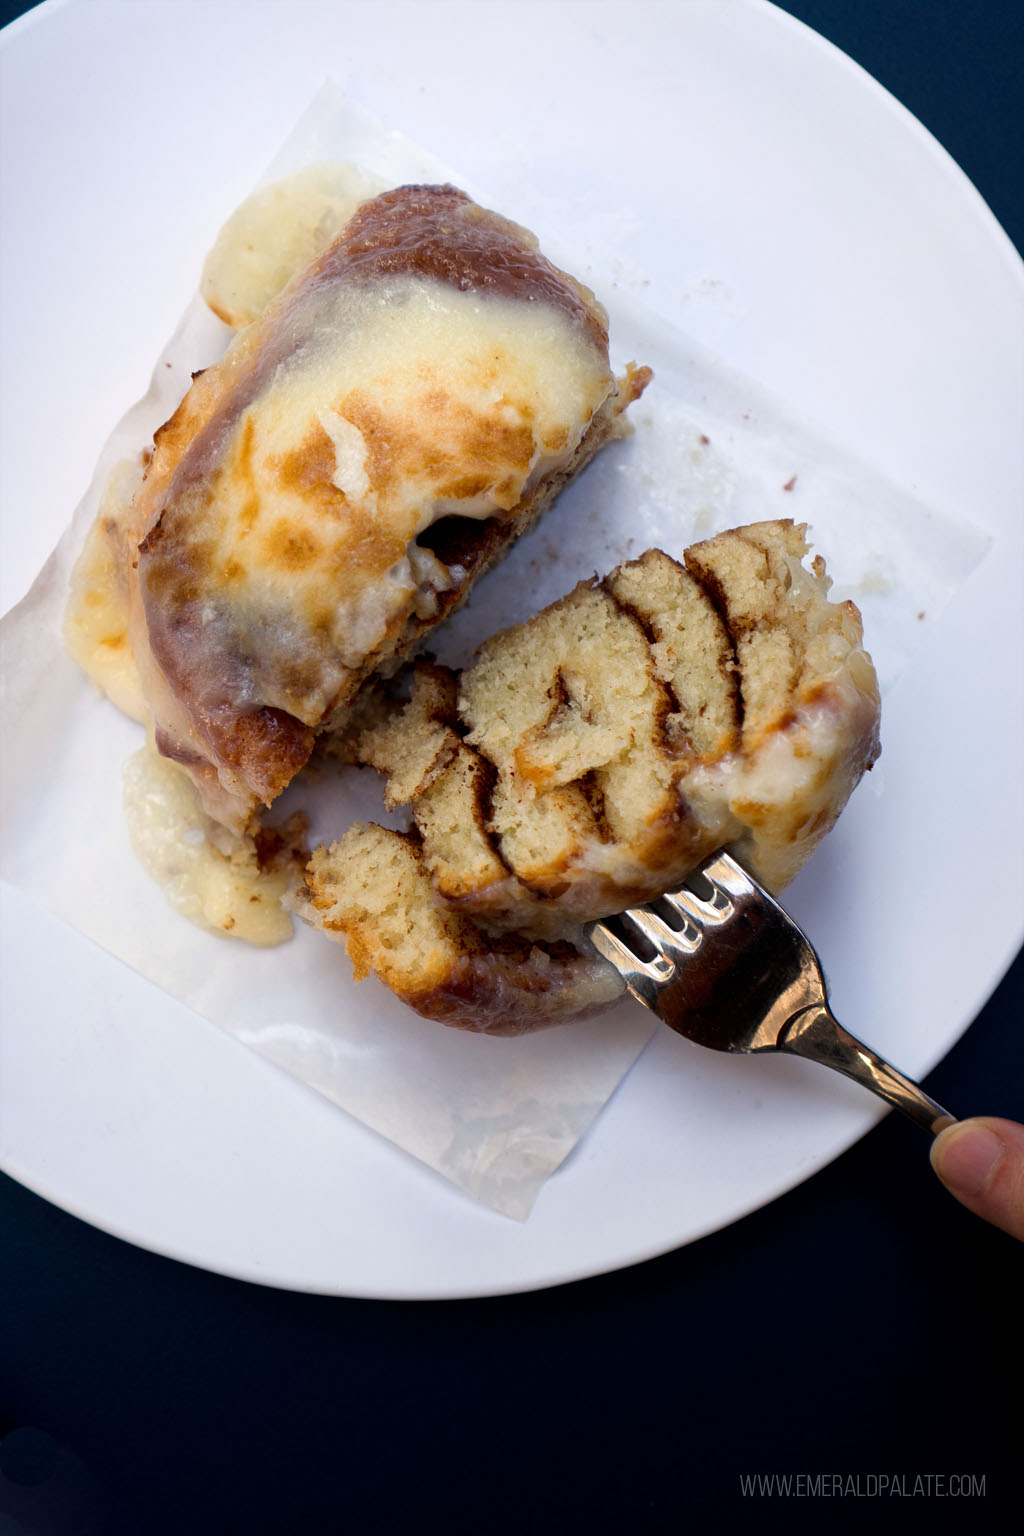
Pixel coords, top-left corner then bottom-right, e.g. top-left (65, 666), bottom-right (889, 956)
top-left (1, 3), bottom-right (1021, 1532)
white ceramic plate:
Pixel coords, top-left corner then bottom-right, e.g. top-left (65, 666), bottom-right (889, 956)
top-left (1, 0), bottom-right (1021, 1298)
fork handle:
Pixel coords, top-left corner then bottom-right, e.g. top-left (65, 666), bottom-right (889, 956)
top-left (777, 1004), bottom-right (956, 1135)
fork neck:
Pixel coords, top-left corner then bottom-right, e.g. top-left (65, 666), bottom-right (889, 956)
top-left (777, 1005), bottom-right (956, 1136)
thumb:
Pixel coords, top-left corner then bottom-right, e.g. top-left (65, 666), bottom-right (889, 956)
top-left (930, 1117), bottom-right (1024, 1241)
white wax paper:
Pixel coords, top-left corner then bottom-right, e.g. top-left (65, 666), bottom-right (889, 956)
top-left (0, 85), bottom-right (988, 1218)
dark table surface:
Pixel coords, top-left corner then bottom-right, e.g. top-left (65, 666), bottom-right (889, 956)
top-left (1, 2), bottom-right (1021, 1533)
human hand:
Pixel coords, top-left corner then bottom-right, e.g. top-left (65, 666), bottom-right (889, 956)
top-left (930, 1117), bottom-right (1024, 1241)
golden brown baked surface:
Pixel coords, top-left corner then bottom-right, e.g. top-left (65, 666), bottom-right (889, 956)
top-left (109, 184), bottom-right (648, 831)
top-left (293, 521), bottom-right (881, 1033)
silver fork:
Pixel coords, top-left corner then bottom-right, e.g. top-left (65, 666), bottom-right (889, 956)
top-left (588, 850), bottom-right (956, 1134)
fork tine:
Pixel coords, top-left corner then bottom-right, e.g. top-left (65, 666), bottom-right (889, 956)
top-left (661, 882), bottom-right (733, 928)
top-left (701, 850), bottom-right (758, 898)
top-left (622, 906), bottom-right (702, 957)
top-left (589, 920), bottom-right (675, 985)
top-left (658, 849), bottom-right (753, 927)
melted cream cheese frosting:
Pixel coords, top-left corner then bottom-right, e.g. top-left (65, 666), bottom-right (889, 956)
top-left (129, 184), bottom-right (628, 830)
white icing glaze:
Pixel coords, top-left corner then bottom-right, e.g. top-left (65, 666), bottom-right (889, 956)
top-left (200, 161), bottom-right (388, 329)
top-left (122, 741), bottom-right (294, 945)
top-left (163, 275), bottom-right (613, 727)
top-left (64, 459), bottom-right (148, 724)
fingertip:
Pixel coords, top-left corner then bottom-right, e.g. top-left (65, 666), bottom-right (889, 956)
top-left (930, 1120), bottom-right (1003, 1197)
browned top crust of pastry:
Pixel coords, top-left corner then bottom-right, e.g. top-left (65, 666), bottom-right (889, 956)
top-left (314, 185), bottom-right (610, 342)
top-left (122, 185), bottom-right (647, 830)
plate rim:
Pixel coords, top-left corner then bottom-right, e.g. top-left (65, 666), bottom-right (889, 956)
top-left (1, 0), bottom-right (1022, 1298)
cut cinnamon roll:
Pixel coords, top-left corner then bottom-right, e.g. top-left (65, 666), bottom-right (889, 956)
top-left (69, 182), bottom-right (649, 836)
top-left (292, 520), bottom-right (881, 1032)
